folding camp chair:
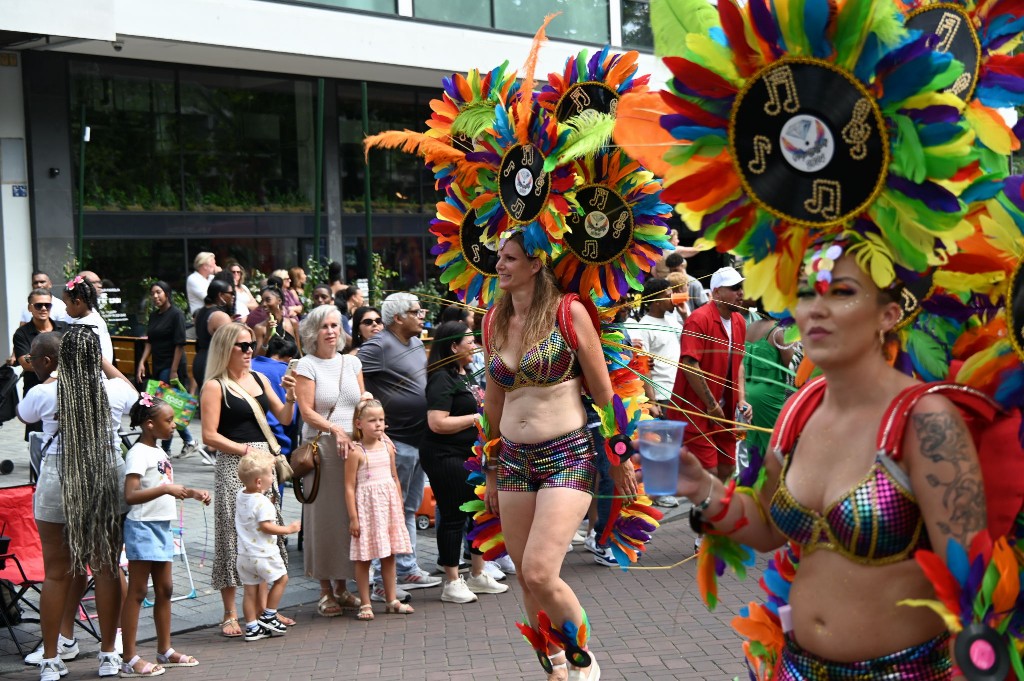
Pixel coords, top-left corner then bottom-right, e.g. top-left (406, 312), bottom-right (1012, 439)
top-left (0, 484), bottom-right (99, 655)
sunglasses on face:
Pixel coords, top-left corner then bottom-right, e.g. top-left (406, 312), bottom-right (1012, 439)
top-left (725, 284), bottom-right (743, 292)
top-left (361, 318), bottom-right (383, 326)
top-left (234, 341), bottom-right (256, 353)
top-left (32, 302), bottom-right (52, 311)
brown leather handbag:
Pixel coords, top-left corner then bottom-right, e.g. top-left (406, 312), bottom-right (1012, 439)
top-left (293, 356), bottom-right (345, 503)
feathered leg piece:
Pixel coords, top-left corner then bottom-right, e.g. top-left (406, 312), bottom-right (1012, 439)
top-left (539, 609), bottom-right (593, 669)
top-left (517, 619), bottom-right (557, 673)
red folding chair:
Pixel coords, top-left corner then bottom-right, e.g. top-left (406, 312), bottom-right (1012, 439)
top-left (0, 484), bottom-right (99, 655)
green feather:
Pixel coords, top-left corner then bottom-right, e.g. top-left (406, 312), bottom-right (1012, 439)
top-left (451, 101), bottom-right (500, 141)
top-left (891, 115), bottom-right (927, 184)
top-left (651, 0), bottom-right (720, 59)
top-left (542, 111), bottom-right (616, 171)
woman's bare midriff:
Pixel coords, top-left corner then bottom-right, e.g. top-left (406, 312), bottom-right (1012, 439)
top-left (499, 378), bottom-right (586, 444)
top-left (788, 550), bottom-right (946, 661)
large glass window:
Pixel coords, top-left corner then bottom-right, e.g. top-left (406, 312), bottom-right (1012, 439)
top-left (71, 61), bottom-right (180, 211)
top-left (622, 0), bottom-right (654, 50)
top-left (337, 82), bottom-right (437, 214)
top-left (179, 71), bottom-right (316, 211)
top-left (414, 0), bottom-right (490, 28)
top-left (267, 0), bottom-right (396, 12)
top-left (414, 0), bottom-right (608, 42)
top-left (495, 0), bottom-right (609, 43)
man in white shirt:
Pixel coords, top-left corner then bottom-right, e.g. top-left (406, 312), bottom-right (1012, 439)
top-left (631, 278), bottom-right (684, 411)
top-left (186, 252), bottom-right (218, 314)
top-left (19, 272), bottom-right (67, 324)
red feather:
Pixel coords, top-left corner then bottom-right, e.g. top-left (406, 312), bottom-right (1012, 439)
top-left (914, 550), bottom-right (963, 615)
top-left (662, 57), bottom-right (737, 98)
top-left (719, 0), bottom-right (762, 76)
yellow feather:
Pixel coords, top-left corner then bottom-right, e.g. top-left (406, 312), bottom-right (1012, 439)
top-left (897, 599), bottom-right (963, 632)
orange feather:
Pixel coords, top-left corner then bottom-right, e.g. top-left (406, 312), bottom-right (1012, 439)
top-left (363, 129), bottom-right (467, 165)
top-left (611, 92), bottom-right (675, 176)
top-left (516, 13), bottom-right (559, 145)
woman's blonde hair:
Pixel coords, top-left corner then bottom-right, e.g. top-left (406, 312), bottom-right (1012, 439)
top-left (352, 398), bottom-right (384, 441)
top-left (204, 322), bottom-right (251, 387)
top-left (488, 232), bottom-right (562, 355)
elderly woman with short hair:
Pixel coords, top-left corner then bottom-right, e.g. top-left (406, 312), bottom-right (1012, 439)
top-left (293, 305), bottom-right (370, 616)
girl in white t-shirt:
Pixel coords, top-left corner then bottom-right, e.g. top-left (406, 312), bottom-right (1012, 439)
top-left (120, 394), bottom-right (210, 678)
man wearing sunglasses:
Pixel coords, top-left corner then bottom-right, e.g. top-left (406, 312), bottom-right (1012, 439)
top-left (13, 289), bottom-right (68, 436)
top-left (19, 271), bottom-right (68, 325)
top-left (667, 266), bottom-right (752, 545)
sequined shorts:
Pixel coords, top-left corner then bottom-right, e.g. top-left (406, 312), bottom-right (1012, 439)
top-left (777, 633), bottom-right (951, 680)
top-left (498, 427), bottom-right (596, 494)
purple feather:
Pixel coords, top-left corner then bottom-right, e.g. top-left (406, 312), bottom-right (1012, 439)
top-left (749, 0), bottom-right (781, 57)
top-left (1005, 175), bottom-right (1024, 213)
top-left (898, 104), bottom-right (962, 125)
top-left (702, 197), bottom-right (747, 229)
top-left (738, 445), bottom-right (763, 487)
top-left (887, 176), bottom-right (961, 212)
top-left (614, 515), bottom-right (656, 537)
top-left (588, 49), bottom-right (602, 77)
top-left (465, 150), bottom-right (501, 165)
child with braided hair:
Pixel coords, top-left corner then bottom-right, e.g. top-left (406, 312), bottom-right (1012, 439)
top-left (120, 394), bottom-right (210, 677)
top-left (27, 325), bottom-right (137, 681)
top-left (63, 274), bottom-right (113, 362)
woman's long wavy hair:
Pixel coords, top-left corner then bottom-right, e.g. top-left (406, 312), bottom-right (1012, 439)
top-left (488, 231), bottom-right (562, 356)
top-left (204, 322), bottom-right (251, 387)
top-left (57, 325), bottom-right (121, 573)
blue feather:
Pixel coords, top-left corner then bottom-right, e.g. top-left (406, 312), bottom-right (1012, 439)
top-left (804, 0), bottom-right (832, 59)
top-left (947, 537), bottom-right (970, 586)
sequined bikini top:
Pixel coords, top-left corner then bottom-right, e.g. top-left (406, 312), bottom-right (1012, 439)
top-left (769, 448), bottom-right (929, 565)
top-left (487, 322), bottom-right (582, 392)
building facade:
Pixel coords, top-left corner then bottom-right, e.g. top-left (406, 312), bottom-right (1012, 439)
top-left (0, 0), bottom-right (664, 341)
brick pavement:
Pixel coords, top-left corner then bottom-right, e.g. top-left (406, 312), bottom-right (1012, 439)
top-left (0, 417), bottom-right (766, 680)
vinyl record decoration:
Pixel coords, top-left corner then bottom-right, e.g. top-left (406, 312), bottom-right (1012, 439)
top-left (538, 46), bottom-right (650, 124)
top-left (498, 143), bottom-right (551, 226)
top-left (905, 4), bottom-right (981, 102)
top-left (953, 622), bottom-right (1011, 681)
top-left (731, 59), bottom-right (889, 228)
top-left (1007, 253), bottom-right (1024, 361)
top-left (552, 149), bottom-right (671, 304)
top-left (430, 183), bottom-right (501, 308)
top-left (894, 268), bottom-right (936, 330)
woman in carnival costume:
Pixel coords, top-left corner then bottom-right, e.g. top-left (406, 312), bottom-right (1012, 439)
top-left (608, 0), bottom-right (1024, 674)
top-left (366, 16), bottom-right (677, 680)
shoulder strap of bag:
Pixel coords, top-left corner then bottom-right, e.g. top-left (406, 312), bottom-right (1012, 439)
top-left (220, 374), bottom-right (282, 456)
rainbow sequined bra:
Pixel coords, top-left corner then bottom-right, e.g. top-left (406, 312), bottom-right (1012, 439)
top-left (769, 449), bottom-right (930, 565)
top-left (488, 322), bottom-right (582, 392)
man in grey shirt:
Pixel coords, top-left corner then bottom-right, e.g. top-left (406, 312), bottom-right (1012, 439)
top-left (358, 292), bottom-right (442, 593)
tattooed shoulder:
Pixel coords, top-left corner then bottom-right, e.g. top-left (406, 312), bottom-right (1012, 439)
top-left (910, 410), bottom-right (985, 546)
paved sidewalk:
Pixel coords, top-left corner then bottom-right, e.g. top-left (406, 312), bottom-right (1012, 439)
top-left (0, 417), bottom-right (764, 679)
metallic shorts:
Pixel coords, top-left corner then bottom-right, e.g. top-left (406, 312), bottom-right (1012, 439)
top-left (498, 427), bottom-right (596, 494)
top-left (777, 633), bottom-right (951, 680)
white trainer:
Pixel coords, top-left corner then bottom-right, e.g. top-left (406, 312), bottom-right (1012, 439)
top-left (97, 651), bottom-right (121, 678)
top-left (482, 561), bottom-right (506, 581)
top-left (24, 635), bottom-right (79, 665)
top-left (38, 658), bottom-right (68, 681)
top-left (440, 576), bottom-right (478, 603)
top-left (493, 554), bottom-right (516, 575)
top-left (466, 571), bottom-right (510, 595)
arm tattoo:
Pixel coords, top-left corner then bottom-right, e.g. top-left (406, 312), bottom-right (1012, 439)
top-left (911, 412), bottom-right (986, 546)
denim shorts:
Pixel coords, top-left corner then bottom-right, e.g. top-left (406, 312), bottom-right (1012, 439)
top-left (124, 518), bottom-right (173, 562)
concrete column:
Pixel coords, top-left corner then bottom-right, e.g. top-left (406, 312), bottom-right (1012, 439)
top-left (0, 52), bottom-right (34, 356)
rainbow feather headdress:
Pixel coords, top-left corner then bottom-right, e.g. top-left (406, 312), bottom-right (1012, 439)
top-left (615, 0), bottom-right (980, 313)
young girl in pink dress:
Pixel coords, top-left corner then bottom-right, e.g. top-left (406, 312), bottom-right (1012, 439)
top-left (345, 399), bottom-right (414, 621)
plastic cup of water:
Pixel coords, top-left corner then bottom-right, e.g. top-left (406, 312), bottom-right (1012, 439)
top-left (636, 420), bottom-right (687, 497)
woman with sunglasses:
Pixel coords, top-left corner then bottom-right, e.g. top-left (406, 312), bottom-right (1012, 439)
top-left (200, 322), bottom-right (297, 639)
top-left (347, 306), bottom-right (383, 355)
top-left (12, 289), bottom-right (68, 439)
top-left (224, 259), bottom-right (258, 323)
top-left (253, 287), bottom-right (301, 358)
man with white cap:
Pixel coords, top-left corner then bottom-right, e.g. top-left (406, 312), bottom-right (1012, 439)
top-left (667, 265), bottom-right (752, 495)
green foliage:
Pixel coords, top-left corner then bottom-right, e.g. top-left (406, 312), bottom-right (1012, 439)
top-left (305, 255), bottom-right (330, 294)
top-left (62, 244), bottom-right (82, 284)
top-left (369, 252), bottom-right (397, 308)
top-left (409, 279), bottom-right (448, 323)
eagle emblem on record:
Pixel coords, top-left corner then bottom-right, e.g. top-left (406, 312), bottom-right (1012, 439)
top-left (565, 186), bottom-right (633, 264)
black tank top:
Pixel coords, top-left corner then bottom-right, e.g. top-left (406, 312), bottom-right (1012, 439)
top-left (195, 305), bottom-right (229, 352)
top-left (215, 372), bottom-right (271, 444)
